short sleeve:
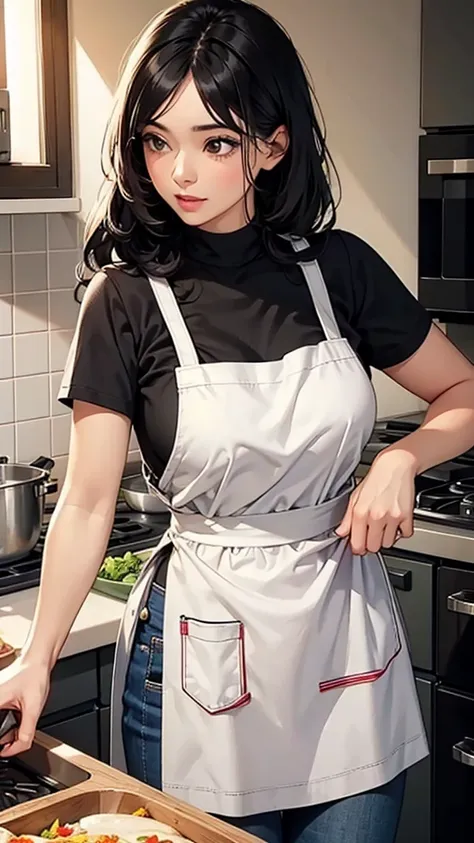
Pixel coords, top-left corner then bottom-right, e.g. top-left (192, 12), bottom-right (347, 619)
top-left (58, 271), bottom-right (137, 418)
top-left (342, 233), bottom-right (432, 370)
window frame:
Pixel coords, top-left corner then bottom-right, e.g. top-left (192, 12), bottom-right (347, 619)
top-left (0, 0), bottom-right (73, 199)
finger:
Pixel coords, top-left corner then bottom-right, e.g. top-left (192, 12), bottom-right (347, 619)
top-left (350, 508), bottom-right (369, 555)
top-left (366, 517), bottom-right (387, 554)
top-left (1, 708), bottom-right (37, 757)
top-left (398, 517), bottom-right (413, 539)
top-left (381, 521), bottom-right (399, 549)
top-left (335, 496), bottom-right (356, 537)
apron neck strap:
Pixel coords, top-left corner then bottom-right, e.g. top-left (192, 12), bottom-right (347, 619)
top-left (289, 237), bottom-right (341, 342)
top-left (147, 276), bottom-right (199, 367)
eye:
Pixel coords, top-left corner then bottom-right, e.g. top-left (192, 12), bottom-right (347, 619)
top-left (204, 136), bottom-right (240, 157)
top-left (142, 133), bottom-right (168, 153)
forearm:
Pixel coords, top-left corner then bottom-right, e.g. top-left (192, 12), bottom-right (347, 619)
top-left (21, 502), bottom-right (114, 669)
top-left (380, 377), bottom-right (474, 475)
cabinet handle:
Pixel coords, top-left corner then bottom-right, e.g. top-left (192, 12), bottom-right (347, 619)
top-left (427, 158), bottom-right (474, 175)
top-left (447, 590), bottom-right (474, 616)
top-left (387, 568), bottom-right (412, 592)
top-left (453, 738), bottom-right (474, 767)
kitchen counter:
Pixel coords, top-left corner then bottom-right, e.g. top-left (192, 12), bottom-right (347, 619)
top-left (0, 587), bottom-right (124, 658)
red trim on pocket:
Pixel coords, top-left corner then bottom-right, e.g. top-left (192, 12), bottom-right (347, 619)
top-left (319, 641), bottom-right (402, 693)
top-left (179, 616), bottom-right (251, 715)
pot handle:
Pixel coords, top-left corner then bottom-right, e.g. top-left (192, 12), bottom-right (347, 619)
top-left (38, 480), bottom-right (58, 497)
top-left (0, 456), bottom-right (8, 464)
top-left (29, 455), bottom-right (55, 473)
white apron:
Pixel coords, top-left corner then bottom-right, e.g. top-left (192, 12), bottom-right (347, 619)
top-left (110, 241), bottom-right (428, 817)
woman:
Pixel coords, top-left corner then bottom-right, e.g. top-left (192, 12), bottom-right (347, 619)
top-left (0, 1), bottom-right (473, 841)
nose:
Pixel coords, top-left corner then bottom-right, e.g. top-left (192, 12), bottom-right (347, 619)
top-left (172, 151), bottom-right (197, 189)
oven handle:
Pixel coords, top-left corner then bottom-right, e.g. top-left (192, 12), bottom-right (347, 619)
top-left (447, 591), bottom-right (474, 616)
top-left (427, 158), bottom-right (474, 175)
top-left (453, 738), bottom-right (474, 767)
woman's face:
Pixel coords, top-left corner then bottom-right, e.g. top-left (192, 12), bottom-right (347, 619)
top-left (141, 76), bottom-right (287, 233)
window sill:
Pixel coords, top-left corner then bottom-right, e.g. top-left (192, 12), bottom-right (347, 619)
top-left (0, 197), bottom-right (81, 214)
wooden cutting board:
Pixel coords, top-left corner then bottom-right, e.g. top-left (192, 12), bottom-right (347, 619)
top-left (0, 732), bottom-right (259, 843)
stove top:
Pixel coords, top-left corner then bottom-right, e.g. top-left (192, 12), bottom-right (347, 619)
top-left (0, 500), bottom-right (169, 597)
top-left (0, 757), bottom-right (56, 809)
top-left (361, 413), bottom-right (474, 531)
top-left (0, 740), bottom-right (90, 810)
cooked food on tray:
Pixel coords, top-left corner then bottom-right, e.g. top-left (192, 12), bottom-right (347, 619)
top-left (0, 810), bottom-right (194, 843)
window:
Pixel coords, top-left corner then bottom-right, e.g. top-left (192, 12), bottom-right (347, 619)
top-left (0, 0), bottom-right (72, 199)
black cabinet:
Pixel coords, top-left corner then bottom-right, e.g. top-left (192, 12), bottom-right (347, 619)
top-left (437, 565), bottom-right (474, 695)
top-left (434, 687), bottom-right (474, 842)
top-left (43, 651), bottom-right (98, 717)
top-left (384, 553), bottom-right (434, 673)
top-left (41, 710), bottom-right (100, 759)
top-left (421, 0), bottom-right (474, 129)
top-left (396, 677), bottom-right (433, 843)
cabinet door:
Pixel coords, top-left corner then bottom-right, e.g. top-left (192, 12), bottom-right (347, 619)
top-left (421, 0), bottom-right (474, 128)
top-left (41, 710), bottom-right (99, 759)
top-left (395, 677), bottom-right (432, 843)
top-left (434, 687), bottom-right (474, 841)
top-left (384, 553), bottom-right (434, 672)
top-left (43, 652), bottom-right (98, 717)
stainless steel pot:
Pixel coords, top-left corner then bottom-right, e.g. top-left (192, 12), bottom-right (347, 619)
top-left (0, 456), bottom-right (57, 563)
top-left (120, 474), bottom-right (167, 514)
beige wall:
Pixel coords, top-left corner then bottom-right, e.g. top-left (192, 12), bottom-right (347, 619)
top-left (69, 0), bottom-right (425, 418)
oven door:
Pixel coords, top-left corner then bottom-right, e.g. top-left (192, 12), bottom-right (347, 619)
top-left (435, 686), bottom-right (474, 841)
top-left (437, 564), bottom-right (474, 694)
top-left (419, 132), bottom-right (474, 319)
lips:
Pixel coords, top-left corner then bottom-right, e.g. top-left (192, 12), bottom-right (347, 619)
top-left (175, 193), bottom-right (207, 211)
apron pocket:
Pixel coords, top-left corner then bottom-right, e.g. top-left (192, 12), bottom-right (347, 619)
top-left (180, 616), bottom-right (251, 714)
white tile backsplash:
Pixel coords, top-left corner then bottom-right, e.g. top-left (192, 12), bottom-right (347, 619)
top-left (13, 292), bottom-right (48, 334)
top-left (16, 418), bottom-right (52, 462)
top-left (0, 254), bottom-right (12, 296)
top-left (49, 289), bottom-right (80, 330)
top-left (0, 423), bottom-right (14, 459)
top-left (0, 335), bottom-right (13, 379)
top-left (0, 297), bottom-right (12, 335)
top-left (52, 414), bottom-right (71, 456)
top-left (15, 374), bottom-right (50, 421)
top-left (49, 330), bottom-right (74, 372)
top-left (50, 371), bottom-right (65, 416)
top-left (48, 250), bottom-right (80, 289)
top-left (1, 213), bottom-right (135, 493)
top-left (14, 332), bottom-right (49, 377)
top-left (14, 252), bottom-right (48, 293)
top-left (12, 214), bottom-right (47, 253)
top-left (0, 380), bottom-right (14, 424)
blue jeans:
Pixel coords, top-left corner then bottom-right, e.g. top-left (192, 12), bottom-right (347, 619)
top-left (122, 583), bottom-right (406, 843)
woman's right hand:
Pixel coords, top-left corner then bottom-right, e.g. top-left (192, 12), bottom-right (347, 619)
top-left (0, 656), bottom-right (50, 757)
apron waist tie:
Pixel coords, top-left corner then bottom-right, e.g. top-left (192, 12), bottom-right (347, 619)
top-left (168, 483), bottom-right (352, 548)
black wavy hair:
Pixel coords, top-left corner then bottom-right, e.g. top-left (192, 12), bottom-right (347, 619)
top-left (79, 0), bottom-right (339, 289)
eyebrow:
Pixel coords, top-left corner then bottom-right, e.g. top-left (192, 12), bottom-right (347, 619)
top-left (149, 119), bottom-right (231, 133)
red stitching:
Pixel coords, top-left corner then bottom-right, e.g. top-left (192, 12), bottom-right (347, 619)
top-left (319, 641), bottom-right (402, 693)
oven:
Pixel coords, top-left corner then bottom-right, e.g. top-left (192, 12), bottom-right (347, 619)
top-left (419, 132), bottom-right (474, 319)
top-left (435, 563), bottom-right (474, 841)
top-left (383, 551), bottom-right (435, 843)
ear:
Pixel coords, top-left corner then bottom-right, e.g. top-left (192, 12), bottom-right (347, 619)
top-left (259, 125), bottom-right (289, 171)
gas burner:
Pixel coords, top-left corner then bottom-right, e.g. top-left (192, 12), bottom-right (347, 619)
top-left (0, 757), bottom-right (56, 809)
top-left (415, 476), bottom-right (474, 528)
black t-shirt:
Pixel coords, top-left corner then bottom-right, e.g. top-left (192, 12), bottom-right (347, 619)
top-left (59, 225), bottom-right (432, 478)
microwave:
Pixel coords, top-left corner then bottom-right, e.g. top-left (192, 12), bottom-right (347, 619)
top-left (419, 132), bottom-right (474, 320)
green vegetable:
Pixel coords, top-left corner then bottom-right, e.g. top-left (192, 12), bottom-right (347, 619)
top-left (98, 551), bottom-right (143, 583)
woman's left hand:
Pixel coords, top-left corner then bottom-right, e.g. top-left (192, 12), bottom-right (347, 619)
top-left (335, 449), bottom-right (418, 555)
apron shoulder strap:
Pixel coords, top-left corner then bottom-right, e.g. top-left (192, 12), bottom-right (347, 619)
top-left (289, 237), bottom-right (341, 342)
top-left (147, 276), bottom-right (199, 367)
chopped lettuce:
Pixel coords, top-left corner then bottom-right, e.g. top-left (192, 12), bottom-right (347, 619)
top-left (98, 551), bottom-right (143, 583)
